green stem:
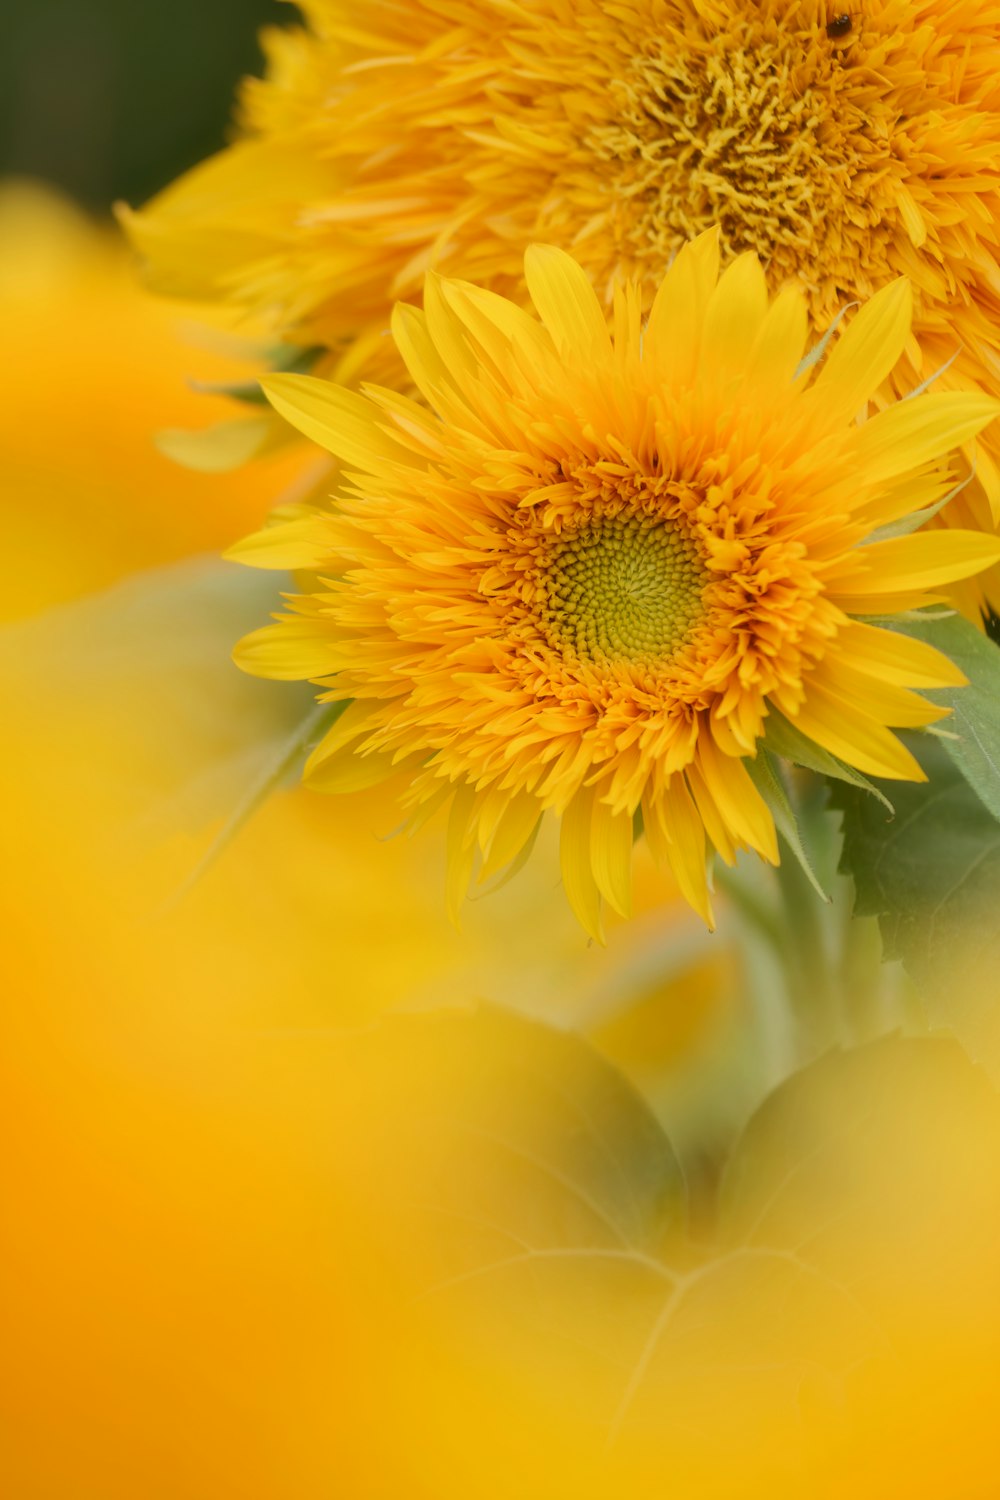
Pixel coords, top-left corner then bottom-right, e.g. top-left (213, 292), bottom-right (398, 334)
top-left (773, 848), bottom-right (845, 1054)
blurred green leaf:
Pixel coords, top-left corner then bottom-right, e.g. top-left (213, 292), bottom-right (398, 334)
top-left (0, 556), bottom-right (316, 833)
top-left (745, 749), bottom-right (830, 901)
top-left (338, 1010), bottom-right (877, 1450)
top-left (189, 344), bottom-right (323, 407)
top-left (338, 1011), bottom-right (1000, 1480)
top-left (719, 1034), bottom-right (1000, 1348)
top-left (883, 610), bottom-right (1000, 822)
top-left (348, 1005), bottom-right (687, 1270)
top-left (832, 736), bottom-right (1000, 1078)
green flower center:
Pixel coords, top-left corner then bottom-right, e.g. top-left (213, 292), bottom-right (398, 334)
top-left (539, 515), bottom-right (707, 666)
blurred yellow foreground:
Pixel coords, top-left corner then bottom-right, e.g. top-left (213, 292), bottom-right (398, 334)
top-left (3, 187), bottom-right (1000, 1499)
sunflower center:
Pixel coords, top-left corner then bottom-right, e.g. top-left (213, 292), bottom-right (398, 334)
top-left (538, 515), bottom-right (706, 666)
top-left (585, 20), bottom-right (893, 322)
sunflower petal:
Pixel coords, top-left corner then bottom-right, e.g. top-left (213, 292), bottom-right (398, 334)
top-left (849, 391), bottom-right (1000, 485)
top-left (560, 784), bottom-right (604, 942)
top-left (697, 735), bottom-right (778, 863)
top-left (262, 373), bottom-right (408, 469)
top-left (836, 622), bottom-right (967, 688)
top-left (808, 277), bottom-right (912, 417)
top-left (590, 796), bottom-right (633, 918)
top-left (645, 226), bottom-right (720, 384)
top-left (701, 251), bottom-right (769, 381)
top-left (233, 618), bottom-right (336, 680)
top-left (745, 284), bottom-right (809, 390)
top-left (830, 529), bottom-right (1000, 595)
top-left (788, 680), bottom-right (925, 781)
top-left (524, 243), bottom-right (612, 362)
top-left (644, 783), bottom-right (714, 929)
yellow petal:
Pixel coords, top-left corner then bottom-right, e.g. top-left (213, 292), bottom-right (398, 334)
top-left (422, 271), bottom-right (481, 387)
top-left (745, 284), bottom-right (809, 391)
top-left (559, 784), bottom-right (604, 942)
top-left (306, 745), bottom-right (412, 794)
top-left (262, 372), bottom-right (408, 470)
top-left (590, 796), bottom-right (633, 918)
top-left (232, 619), bottom-right (336, 680)
top-left (391, 301), bottom-right (470, 419)
top-left (835, 622), bottom-right (967, 689)
top-left (697, 735), bottom-right (778, 863)
top-left (645, 226), bottom-right (720, 385)
top-left (480, 790), bottom-right (543, 880)
top-left (524, 243), bottom-right (613, 363)
top-left (808, 278), bottom-right (912, 418)
top-left (831, 590), bottom-right (949, 615)
top-left (225, 514), bottom-right (336, 571)
top-left (972, 439), bottom-right (1000, 525)
top-left (119, 139), bottom-right (328, 299)
top-left (303, 701), bottom-right (378, 775)
top-left (831, 529), bottom-right (1000, 595)
top-left (849, 391), bottom-right (1000, 485)
top-left (896, 183), bottom-right (928, 248)
top-left (685, 762), bottom-right (738, 866)
top-left (438, 276), bottom-right (553, 376)
top-left (817, 657), bottom-right (949, 727)
top-left (786, 680), bottom-right (925, 781)
top-left (643, 784), bottom-right (714, 929)
top-left (701, 251), bottom-right (769, 382)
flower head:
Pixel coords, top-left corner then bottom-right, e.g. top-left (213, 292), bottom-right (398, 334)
top-left (125, 0), bottom-right (1000, 606)
top-left (125, 1), bottom-right (1000, 346)
top-left (232, 237), bottom-right (1000, 933)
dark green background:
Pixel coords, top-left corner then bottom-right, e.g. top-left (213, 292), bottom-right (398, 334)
top-left (0, 0), bottom-right (285, 213)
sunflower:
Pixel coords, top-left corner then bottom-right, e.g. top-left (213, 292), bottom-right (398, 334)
top-left (231, 236), bottom-right (1000, 934)
top-left (123, 0), bottom-right (1000, 605)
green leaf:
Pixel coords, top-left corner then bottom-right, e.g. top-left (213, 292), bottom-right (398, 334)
top-left (335, 1011), bottom-right (1000, 1482)
top-left (351, 1004), bottom-right (688, 1265)
top-left (188, 343), bottom-right (323, 406)
top-left (883, 609), bottom-right (1000, 822)
top-left (831, 735), bottom-right (1000, 1079)
top-left (335, 1005), bottom-right (880, 1461)
top-left (760, 708), bottom-right (893, 810)
top-left (745, 749), bottom-right (830, 901)
top-left (719, 1034), bottom-right (1000, 1348)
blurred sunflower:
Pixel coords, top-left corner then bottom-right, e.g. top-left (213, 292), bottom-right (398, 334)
top-left (232, 235), bottom-right (1000, 935)
top-left (0, 182), bottom-right (307, 621)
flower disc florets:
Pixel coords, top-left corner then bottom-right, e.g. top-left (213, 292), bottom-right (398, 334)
top-left (536, 507), bottom-right (706, 667)
top-left (232, 235), bottom-right (1000, 935)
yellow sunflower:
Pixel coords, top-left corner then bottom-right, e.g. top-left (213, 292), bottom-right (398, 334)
top-left (231, 236), bottom-right (1000, 934)
top-left (123, 0), bottom-right (1000, 605)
